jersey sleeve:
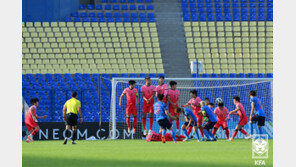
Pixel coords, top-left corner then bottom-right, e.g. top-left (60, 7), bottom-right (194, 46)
top-left (250, 97), bottom-right (255, 103)
top-left (123, 88), bottom-right (127, 94)
top-left (78, 100), bottom-right (81, 108)
top-left (214, 108), bottom-right (218, 115)
top-left (63, 101), bottom-right (68, 108)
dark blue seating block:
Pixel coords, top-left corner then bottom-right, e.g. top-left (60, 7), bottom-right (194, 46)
top-left (80, 12), bottom-right (87, 17)
top-left (71, 12), bottom-right (79, 17)
top-left (96, 5), bottom-right (103, 10)
top-left (147, 5), bottom-right (154, 10)
top-left (247, 73), bottom-right (255, 78)
top-left (202, 73), bottom-right (209, 78)
top-left (122, 5), bottom-right (128, 10)
top-left (87, 5), bottom-right (94, 10)
top-left (257, 73), bottom-right (265, 78)
top-left (138, 5), bottom-right (145, 10)
top-left (113, 5), bottom-right (120, 10)
top-left (266, 73), bottom-right (273, 78)
top-left (105, 5), bottom-right (112, 10)
top-left (229, 73), bottom-right (237, 78)
top-left (74, 17), bottom-right (81, 22)
top-left (130, 5), bottom-right (136, 10)
top-left (211, 73), bottom-right (218, 78)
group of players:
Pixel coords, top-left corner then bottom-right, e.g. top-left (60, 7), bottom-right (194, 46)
top-left (119, 76), bottom-right (267, 143)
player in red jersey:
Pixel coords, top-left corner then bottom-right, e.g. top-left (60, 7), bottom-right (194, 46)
top-left (182, 90), bottom-right (204, 138)
top-left (119, 80), bottom-right (139, 134)
top-left (167, 81), bottom-right (180, 134)
top-left (212, 100), bottom-right (230, 140)
top-left (229, 96), bottom-right (251, 141)
top-left (24, 98), bottom-right (47, 143)
top-left (156, 76), bottom-right (168, 103)
top-left (141, 77), bottom-right (156, 135)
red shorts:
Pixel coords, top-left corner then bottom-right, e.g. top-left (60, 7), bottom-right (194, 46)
top-left (196, 115), bottom-right (203, 126)
top-left (169, 104), bottom-right (179, 117)
top-left (143, 103), bottom-right (154, 114)
top-left (126, 105), bottom-right (137, 116)
top-left (25, 119), bottom-right (38, 131)
top-left (214, 120), bottom-right (228, 129)
top-left (238, 118), bottom-right (248, 126)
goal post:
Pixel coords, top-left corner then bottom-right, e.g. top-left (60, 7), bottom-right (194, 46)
top-left (109, 77), bottom-right (273, 139)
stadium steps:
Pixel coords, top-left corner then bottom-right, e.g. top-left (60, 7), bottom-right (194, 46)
top-left (154, 0), bottom-right (191, 78)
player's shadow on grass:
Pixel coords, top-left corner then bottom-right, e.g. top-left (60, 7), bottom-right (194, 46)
top-left (22, 155), bottom-right (258, 167)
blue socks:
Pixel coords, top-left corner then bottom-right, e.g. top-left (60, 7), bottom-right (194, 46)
top-left (194, 130), bottom-right (200, 140)
top-left (182, 129), bottom-right (189, 138)
top-left (250, 123), bottom-right (254, 136)
top-left (162, 129), bottom-right (166, 137)
top-left (203, 129), bottom-right (211, 139)
top-left (258, 127), bottom-right (263, 135)
top-left (208, 130), bottom-right (215, 139)
top-left (171, 130), bottom-right (176, 142)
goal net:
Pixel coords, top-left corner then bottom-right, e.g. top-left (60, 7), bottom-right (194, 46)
top-left (109, 78), bottom-right (273, 139)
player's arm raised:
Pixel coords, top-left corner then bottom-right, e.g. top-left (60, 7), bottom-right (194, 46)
top-left (119, 93), bottom-right (125, 107)
top-left (249, 102), bottom-right (255, 121)
top-left (229, 105), bottom-right (240, 115)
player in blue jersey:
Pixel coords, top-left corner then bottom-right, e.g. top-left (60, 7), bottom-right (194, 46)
top-left (154, 94), bottom-right (177, 143)
top-left (248, 90), bottom-right (266, 138)
top-left (176, 107), bottom-right (200, 142)
top-left (200, 101), bottom-right (217, 141)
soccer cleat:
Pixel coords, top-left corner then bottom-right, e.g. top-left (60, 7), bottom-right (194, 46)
top-left (26, 139), bottom-right (31, 143)
top-left (63, 138), bottom-right (68, 145)
top-left (229, 138), bottom-right (233, 141)
top-left (245, 134), bottom-right (252, 140)
top-left (27, 135), bottom-right (34, 142)
top-left (183, 137), bottom-right (190, 142)
top-left (72, 141), bottom-right (77, 144)
top-left (143, 130), bottom-right (147, 136)
top-left (161, 136), bottom-right (166, 143)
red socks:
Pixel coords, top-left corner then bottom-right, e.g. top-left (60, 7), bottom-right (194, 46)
top-left (149, 117), bottom-right (153, 130)
top-left (240, 129), bottom-right (247, 135)
top-left (225, 128), bottom-right (230, 139)
top-left (142, 118), bottom-right (147, 130)
top-left (187, 126), bottom-right (193, 135)
top-left (133, 117), bottom-right (137, 129)
top-left (31, 128), bottom-right (39, 136)
top-left (212, 128), bottom-right (218, 136)
top-left (232, 130), bottom-right (238, 139)
top-left (176, 119), bottom-right (180, 129)
top-left (126, 117), bottom-right (131, 129)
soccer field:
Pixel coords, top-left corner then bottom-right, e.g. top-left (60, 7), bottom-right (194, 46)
top-left (22, 139), bottom-right (273, 167)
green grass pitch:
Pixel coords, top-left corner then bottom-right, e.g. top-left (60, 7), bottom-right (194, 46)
top-left (23, 139), bottom-right (273, 167)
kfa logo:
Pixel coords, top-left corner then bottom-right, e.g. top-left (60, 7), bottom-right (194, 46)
top-left (252, 134), bottom-right (269, 159)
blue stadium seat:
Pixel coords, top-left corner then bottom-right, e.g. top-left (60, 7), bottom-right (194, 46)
top-left (115, 18), bottom-right (122, 22)
top-left (74, 17), bottom-right (81, 22)
top-left (266, 73), bottom-right (273, 78)
top-left (99, 18), bottom-right (106, 22)
top-left (111, 74), bottom-right (119, 78)
top-left (241, 13), bottom-right (248, 21)
top-left (267, 13), bottom-right (273, 21)
top-left (80, 12), bottom-right (87, 17)
top-left (239, 73), bottom-right (246, 78)
top-left (105, 5), bottom-right (112, 10)
top-left (97, 13), bottom-right (104, 18)
top-left (122, 5), bottom-right (128, 10)
top-left (145, 0), bottom-right (152, 3)
top-left (130, 5), bottom-right (136, 10)
top-left (211, 73), bottom-right (218, 78)
top-left (96, 5), bottom-right (103, 10)
top-left (148, 18), bottom-right (155, 22)
top-left (257, 73), bottom-right (265, 78)
top-left (113, 5), bottom-right (120, 10)
top-left (147, 5), bottom-right (154, 10)
top-left (102, 0), bottom-right (108, 2)
top-left (65, 17), bottom-right (72, 22)
top-left (128, 0), bottom-right (135, 3)
top-left (120, 73), bottom-right (128, 77)
top-left (129, 73), bottom-right (137, 78)
top-left (105, 13), bottom-right (112, 18)
top-left (139, 13), bottom-right (146, 18)
top-left (247, 73), bottom-right (255, 78)
top-left (139, 73), bottom-right (147, 78)
top-left (71, 12), bottom-right (79, 17)
top-left (87, 4), bottom-right (94, 10)
top-left (90, 17), bottom-right (97, 22)
top-left (147, 13), bottom-right (155, 18)
top-left (148, 73), bottom-right (157, 78)
top-left (88, 12), bottom-right (95, 17)
top-left (220, 73), bottom-right (228, 78)
top-left (114, 12), bottom-right (121, 18)
top-left (120, 0), bottom-right (126, 2)
top-left (131, 13), bottom-right (137, 18)
top-left (137, 0), bottom-right (143, 2)
top-left (132, 18), bottom-right (138, 22)
top-left (138, 5), bottom-right (145, 10)
top-left (110, 0), bottom-right (117, 2)
top-left (107, 18), bottom-right (114, 22)
top-left (229, 73), bottom-right (237, 78)
top-left (123, 18), bottom-right (131, 22)
top-left (122, 13), bottom-right (129, 18)
top-left (79, 4), bottom-right (85, 10)
top-left (140, 18), bottom-right (147, 22)
top-left (202, 73), bottom-right (209, 78)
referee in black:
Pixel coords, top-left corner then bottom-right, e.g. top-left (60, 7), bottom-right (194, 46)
top-left (63, 91), bottom-right (82, 144)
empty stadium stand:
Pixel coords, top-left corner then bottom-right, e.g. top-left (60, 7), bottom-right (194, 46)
top-left (182, 0), bottom-right (273, 74)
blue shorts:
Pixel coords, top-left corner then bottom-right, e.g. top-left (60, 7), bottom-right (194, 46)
top-left (157, 118), bottom-right (172, 130)
top-left (183, 121), bottom-right (197, 127)
top-left (204, 121), bottom-right (217, 130)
